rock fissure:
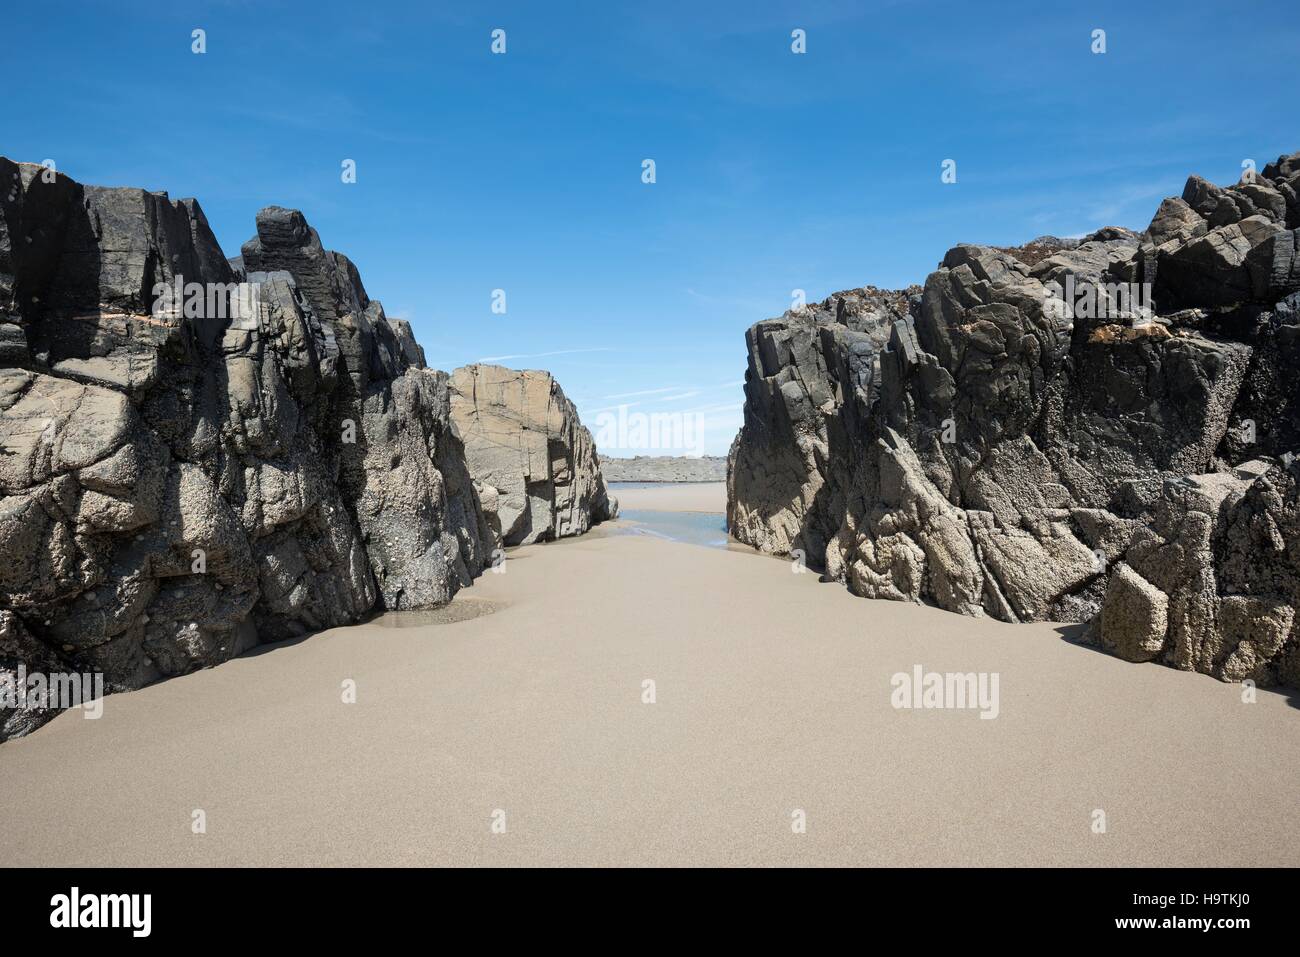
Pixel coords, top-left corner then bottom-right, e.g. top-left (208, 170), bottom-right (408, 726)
top-left (729, 151), bottom-right (1300, 688)
top-left (0, 161), bottom-right (615, 740)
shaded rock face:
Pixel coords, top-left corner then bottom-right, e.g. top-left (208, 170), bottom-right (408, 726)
top-left (0, 160), bottom-right (491, 739)
top-left (729, 151), bottom-right (1300, 688)
top-left (449, 364), bottom-right (617, 545)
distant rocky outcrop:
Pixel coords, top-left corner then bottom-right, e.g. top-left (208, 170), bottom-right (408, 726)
top-left (450, 364), bottom-right (616, 545)
top-left (0, 161), bottom-right (605, 741)
top-left (729, 151), bottom-right (1300, 688)
top-left (599, 454), bottom-right (727, 483)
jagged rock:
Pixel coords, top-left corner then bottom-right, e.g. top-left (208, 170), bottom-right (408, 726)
top-left (235, 209), bottom-right (490, 613)
top-left (729, 151), bottom-right (1300, 688)
top-left (1101, 564), bottom-right (1168, 662)
top-left (0, 159), bottom-right (499, 739)
top-left (0, 610), bottom-right (68, 740)
top-left (449, 364), bottom-right (616, 545)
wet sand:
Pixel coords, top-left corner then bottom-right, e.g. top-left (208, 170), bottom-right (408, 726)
top-left (1, 515), bottom-right (1297, 867)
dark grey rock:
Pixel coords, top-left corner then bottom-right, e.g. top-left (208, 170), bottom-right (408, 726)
top-left (728, 150), bottom-right (1300, 688)
top-left (0, 160), bottom-right (539, 739)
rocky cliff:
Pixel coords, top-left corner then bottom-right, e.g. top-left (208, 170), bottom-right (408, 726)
top-left (729, 151), bottom-right (1300, 688)
top-left (0, 161), bottom-right (609, 740)
top-left (450, 364), bottom-right (616, 545)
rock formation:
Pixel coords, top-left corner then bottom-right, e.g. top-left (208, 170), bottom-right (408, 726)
top-left (729, 152), bottom-right (1300, 688)
top-left (599, 454), bottom-right (727, 483)
top-left (0, 161), bottom-right (608, 741)
top-left (450, 364), bottom-right (616, 545)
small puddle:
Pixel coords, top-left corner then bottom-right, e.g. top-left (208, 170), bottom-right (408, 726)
top-left (373, 596), bottom-right (506, 627)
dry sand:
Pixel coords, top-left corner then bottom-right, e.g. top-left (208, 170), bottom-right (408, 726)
top-left (612, 481), bottom-right (727, 512)
top-left (1, 514), bottom-right (1297, 866)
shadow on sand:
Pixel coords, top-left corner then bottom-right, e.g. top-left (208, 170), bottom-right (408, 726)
top-left (1053, 623), bottom-right (1300, 710)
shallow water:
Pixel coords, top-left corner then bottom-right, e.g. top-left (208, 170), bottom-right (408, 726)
top-left (618, 509), bottom-right (730, 549)
top-left (374, 596), bottom-right (505, 627)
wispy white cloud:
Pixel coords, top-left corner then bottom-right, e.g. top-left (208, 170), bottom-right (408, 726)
top-left (683, 401), bottom-right (743, 415)
top-left (476, 347), bottom-right (615, 363)
top-left (1083, 180), bottom-right (1180, 225)
top-left (603, 385), bottom-right (683, 399)
top-left (604, 380), bottom-right (742, 402)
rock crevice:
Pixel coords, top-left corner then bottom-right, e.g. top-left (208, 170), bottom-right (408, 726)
top-left (449, 364), bottom-right (616, 546)
top-left (0, 161), bottom-right (612, 739)
top-left (728, 152), bottom-right (1300, 688)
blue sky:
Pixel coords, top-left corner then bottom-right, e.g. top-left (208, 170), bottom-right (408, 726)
top-left (6, 0), bottom-right (1298, 455)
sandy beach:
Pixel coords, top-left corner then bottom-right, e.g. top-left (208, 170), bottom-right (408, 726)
top-left (0, 498), bottom-right (1296, 867)
top-left (611, 481), bottom-right (727, 512)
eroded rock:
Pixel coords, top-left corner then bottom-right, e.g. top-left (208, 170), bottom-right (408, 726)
top-left (0, 160), bottom-right (559, 738)
top-left (449, 364), bottom-right (616, 545)
top-left (729, 151), bottom-right (1300, 688)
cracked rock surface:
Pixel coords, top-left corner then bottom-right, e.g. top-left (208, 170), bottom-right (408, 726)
top-left (449, 364), bottom-right (616, 546)
top-left (0, 162), bottom-right (603, 739)
top-left (728, 151), bottom-right (1300, 688)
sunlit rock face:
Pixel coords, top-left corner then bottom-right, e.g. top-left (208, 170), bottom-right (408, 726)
top-left (0, 160), bottom-right (492, 739)
top-left (449, 363), bottom-right (616, 546)
top-left (729, 151), bottom-right (1300, 689)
